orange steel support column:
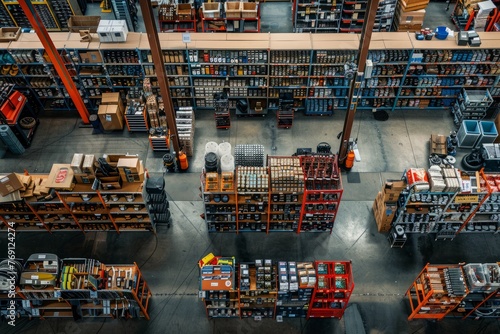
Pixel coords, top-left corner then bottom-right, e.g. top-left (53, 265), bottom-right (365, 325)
top-left (18, 0), bottom-right (90, 124)
top-left (139, 0), bottom-right (181, 159)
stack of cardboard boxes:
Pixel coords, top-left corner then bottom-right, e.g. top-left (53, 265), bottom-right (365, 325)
top-left (71, 154), bottom-right (96, 184)
top-left (373, 180), bottom-right (406, 232)
top-left (393, 0), bottom-right (429, 32)
top-left (98, 92), bottom-right (125, 131)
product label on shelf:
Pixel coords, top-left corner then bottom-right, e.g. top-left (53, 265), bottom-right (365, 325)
top-left (31, 275), bottom-right (39, 280)
top-left (455, 195), bottom-right (479, 203)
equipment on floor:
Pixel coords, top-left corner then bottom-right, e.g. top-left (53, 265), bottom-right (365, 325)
top-left (178, 150), bottom-right (189, 170)
top-left (462, 143), bottom-right (500, 171)
top-left (0, 84), bottom-right (39, 148)
top-left (163, 153), bottom-right (176, 173)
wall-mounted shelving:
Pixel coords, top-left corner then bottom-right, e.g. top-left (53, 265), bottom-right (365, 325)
top-left (1, 32), bottom-right (500, 119)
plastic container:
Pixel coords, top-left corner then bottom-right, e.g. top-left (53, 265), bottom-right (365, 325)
top-left (477, 121), bottom-right (498, 145)
top-left (435, 26), bottom-right (448, 40)
top-left (482, 263), bottom-right (500, 288)
top-left (457, 120), bottom-right (481, 148)
top-left (463, 263), bottom-right (487, 291)
top-left (220, 154), bottom-right (235, 172)
top-left (205, 141), bottom-right (219, 156)
top-left (205, 152), bottom-right (218, 172)
top-left (218, 142), bottom-right (232, 157)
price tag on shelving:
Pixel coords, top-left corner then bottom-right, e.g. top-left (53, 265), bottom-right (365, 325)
top-left (182, 33), bottom-right (191, 44)
top-left (90, 290), bottom-right (97, 299)
top-left (198, 291), bottom-right (206, 299)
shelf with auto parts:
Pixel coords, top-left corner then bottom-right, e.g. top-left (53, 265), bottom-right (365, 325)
top-left (198, 254), bottom-right (354, 320)
top-left (0, 253), bottom-right (151, 320)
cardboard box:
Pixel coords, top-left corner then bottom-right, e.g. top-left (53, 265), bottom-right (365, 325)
top-left (383, 180), bottom-right (406, 203)
top-left (101, 92), bottom-right (124, 113)
top-left (373, 191), bottom-right (397, 232)
top-left (430, 134), bottom-right (447, 155)
top-left (396, 9), bottom-right (426, 24)
top-left (83, 155), bottom-right (96, 175)
top-left (116, 157), bottom-right (140, 173)
top-left (0, 27), bottom-right (21, 42)
top-left (118, 161), bottom-right (144, 183)
top-left (71, 153), bottom-right (84, 173)
top-left (0, 173), bottom-right (23, 196)
top-left (99, 176), bottom-right (122, 190)
top-left (98, 104), bottom-right (124, 131)
top-left (74, 173), bottom-right (96, 184)
top-left (45, 164), bottom-right (75, 190)
top-left (79, 51), bottom-right (103, 63)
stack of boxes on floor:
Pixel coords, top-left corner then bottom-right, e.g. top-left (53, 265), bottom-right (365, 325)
top-left (393, 0), bottom-right (429, 32)
top-left (98, 92), bottom-right (125, 131)
top-left (372, 179), bottom-right (406, 232)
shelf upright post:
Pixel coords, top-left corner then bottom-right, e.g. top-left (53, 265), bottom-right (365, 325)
top-left (338, 0), bottom-right (379, 168)
top-left (18, 0), bottom-right (90, 124)
top-left (139, 0), bottom-right (181, 162)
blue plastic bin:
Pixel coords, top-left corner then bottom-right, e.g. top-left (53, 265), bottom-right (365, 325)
top-left (435, 26), bottom-right (448, 40)
top-left (457, 120), bottom-right (480, 148)
top-left (477, 121), bottom-right (498, 145)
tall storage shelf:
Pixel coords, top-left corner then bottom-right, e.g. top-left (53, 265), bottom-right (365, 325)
top-left (199, 255), bottom-right (353, 321)
top-left (276, 261), bottom-right (316, 318)
top-left (239, 260), bottom-right (278, 319)
top-left (236, 166), bottom-right (269, 233)
top-left (293, 0), bottom-right (342, 33)
top-left (2, 31), bottom-right (500, 118)
top-left (0, 175), bottom-right (156, 234)
top-left (387, 169), bottom-right (500, 244)
top-left (299, 154), bottom-right (343, 233)
top-left (7, 255), bottom-right (152, 320)
top-left (406, 264), bottom-right (469, 320)
top-left (361, 33), bottom-right (412, 111)
top-left (268, 156), bottom-right (304, 232)
top-left (308, 34), bottom-right (358, 115)
top-left (201, 171), bottom-right (237, 233)
top-left (403, 36), bottom-right (500, 113)
top-left (199, 256), bottom-right (239, 318)
top-left (188, 37), bottom-right (269, 114)
top-left (200, 154), bottom-right (342, 234)
top-left (308, 260), bottom-right (354, 318)
top-left (0, 0), bottom-right (84, 31)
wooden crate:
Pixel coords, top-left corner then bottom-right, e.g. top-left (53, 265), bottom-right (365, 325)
top-left (202, 3), bottom-right (221, 18)
top-left (177, 4), bottom-right (193, 20)
top-left (68, 16), bottom-right (101, 33)
top-left (0, 27), bottom-right (21, 42)
top-left (241, 2), bottom-right (257, 18)
top-left (225, 2), bottom-right (241, 18)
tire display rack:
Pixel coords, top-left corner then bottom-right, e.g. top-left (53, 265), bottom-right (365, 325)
top-left (0, 253), bottom-right (151, 320)
top-left (199, 255), bottom-right (354, 320)
top-left (0, 31), bottom-right (499, 118)
top-left (200, 155), bottom-right (343, 233)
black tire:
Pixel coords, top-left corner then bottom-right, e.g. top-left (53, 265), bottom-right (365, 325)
top-left (462, 154), bottom-right (483, 171)
top-left (19, 117), bottom-right (37, 129)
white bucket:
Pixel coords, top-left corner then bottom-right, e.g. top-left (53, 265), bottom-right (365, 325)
top-left (218, 142), bottom-right (232, 157)
top-left (220, 154), bottom-right (235, 172)
top-left (205, 141), bottom-right (219, 156)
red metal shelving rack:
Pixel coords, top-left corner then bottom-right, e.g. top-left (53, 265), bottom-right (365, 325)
top-left (298, 154), bottom-right (343, 233)
top-left (307, 260), bottom-right (354, 319)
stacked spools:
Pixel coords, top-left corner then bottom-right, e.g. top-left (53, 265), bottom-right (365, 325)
top-left (204, 141), bottom-right (235, 172)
